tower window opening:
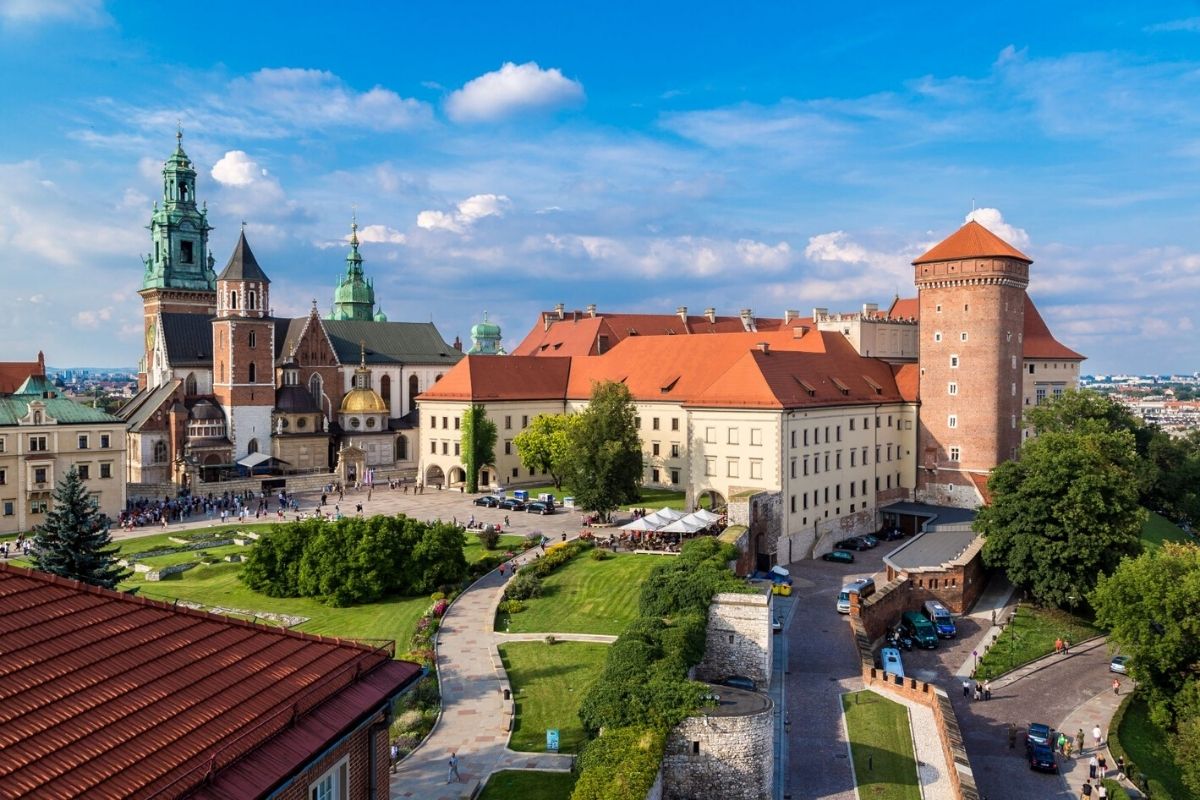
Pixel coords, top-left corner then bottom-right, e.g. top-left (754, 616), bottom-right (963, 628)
top-left (247, 290), bottom-right (257, 310)
top-left (178, 181), bottom-right (188, 203)
top-left (230, 291), bottom-right (238, 310)
top-left (248, 362), bottom-right (257, 382)
top-left (181, 241), bottom-right (193, 264)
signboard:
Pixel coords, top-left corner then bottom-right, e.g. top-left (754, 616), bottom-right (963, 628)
top-left (546, 728), bottom-right (560, 753)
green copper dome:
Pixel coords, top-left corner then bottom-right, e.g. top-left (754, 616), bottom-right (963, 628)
top-left (327, 217), bottom-right (379, 322)
top-left (468, 311), bottom-right (505, 355)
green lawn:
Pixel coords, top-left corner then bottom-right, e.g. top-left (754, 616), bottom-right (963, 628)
top-left (500, 484), bottom-right (689, 512)
top-left (478, 770), bottom-right (576, 800)
top-left (1112, 697), bottom-right (1188, 799)
top-left (464, 534), bottom-right (525, 563)
top-left (498, 641), bottom-right (609, 754)
top-left (1141, 511), bottom-right (1190, 554)
top-left (973, 604), bottom-right (1102, 680)
top-left (500, 553), bottom-right (660, 635)
top-left (841, 691), bottom-right (920, 800)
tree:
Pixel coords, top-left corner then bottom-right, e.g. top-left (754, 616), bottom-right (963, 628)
top-left (977, 427), bottom-right (1144, 607)
top-left (32, 467), bottom-right (128, 589)
top-left (460, 404), bottom-right (497, 493)
top-left (1092, 542), bottom-right (1200, 728)
top-left (564, 381), bottom-right (642, 522)
top-left (514, 413), bottom-right (576, 489)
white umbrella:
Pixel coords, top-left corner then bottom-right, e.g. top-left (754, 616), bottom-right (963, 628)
top-left (620, 516), bottom-right (663, 532)
top-left (689, 508), bottom-right (722, 524)
top-left (644, 507), bottom-right (686, 525)
top-left (660, 517), bottom-right (707, 534)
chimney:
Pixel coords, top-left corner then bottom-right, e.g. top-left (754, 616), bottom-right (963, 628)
top-left (586, 303), bottom-right (597, 318)
top-left (784, 309), bottom-right (800, 324)
top-left (813, 307), bottom-right (828, 320)
top-left (555, 303), bottom-right (565, 320)
top-left (452, 336), bottom-right (462, 352)
top-left (740, 308), bottom-right (755, 332)
top-left (863, 302), bottom-right (879, 316)
top-left (757, 342), bottom-right (770, 354)
top-left (704, 307), bottom-right (716, 323)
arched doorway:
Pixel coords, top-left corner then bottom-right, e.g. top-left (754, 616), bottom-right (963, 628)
top-left (424, 464), bottom-right (445, 489)
top-left (697, 489), bottom-right (726, 512)
top-left (395, 435), bottom-right (408, 462)
top-left (478, 464), bottom-right (495, 490)
top-left (246, 438), bottom-right (259, 455)
top-left (408, 375), bottom-right (419, 413)
top-left (184, 372), bottom-right (197, 396)
top-left (202, 453), bottom-right (222, 483)
top-left (448, 466), bottom-right (467, 487)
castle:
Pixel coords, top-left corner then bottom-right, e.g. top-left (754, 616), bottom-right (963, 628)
top-left (120, 135), bottom-right (463, 489)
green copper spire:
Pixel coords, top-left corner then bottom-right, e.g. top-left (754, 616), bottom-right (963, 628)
top-left (327, 214), bottom-right (380, 321)
top-left (469, 311), bottom-right (506, 355)
top-left (141, 128), bottom-right (216, 292)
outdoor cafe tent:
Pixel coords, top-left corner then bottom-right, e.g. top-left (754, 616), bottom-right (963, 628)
top-left (620, 516), bottom-right (663, 532)
top-left (659, 516), bottom-right (708, 534)
top-left (689, 508), bottom-right (722, 524)
top-left (644, 507), bottom-right (686, 526)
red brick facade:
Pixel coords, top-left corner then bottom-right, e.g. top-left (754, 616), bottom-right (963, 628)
top-left (272, 711), bottom-right (392, 800)
top-left (137, 287), bottom-right (216, 389)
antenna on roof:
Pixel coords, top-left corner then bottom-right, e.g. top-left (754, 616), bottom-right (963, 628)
top-left (971, 197), bottom-right (976, 214)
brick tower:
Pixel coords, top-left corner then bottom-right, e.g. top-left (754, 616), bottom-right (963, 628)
top-left (138, 129), bottom-right (217, 389)
top-left (212, 230), bottom-right (275, 459)
top-left (913, 220), bottom-right (1030, 507)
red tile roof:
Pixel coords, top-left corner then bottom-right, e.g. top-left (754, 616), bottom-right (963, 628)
top-left (884, 297), bottom-right (919, 320)
top-left (913, 220), bottom-right (1031, 265)
top-left (0, 353), bottom-right (45, 395)
top-left (511, 311), bottom-right (796, 357)
top-left (420, 355), bottom-right (573, 402)
top-left (969, 473), bottom-right (994, 506)
top-left (892, 363), bottom-right (920, 402)
top-left (0, 564), bottom-right (421, 799)
top-left (1021, 295), bottom-right (1084, 360)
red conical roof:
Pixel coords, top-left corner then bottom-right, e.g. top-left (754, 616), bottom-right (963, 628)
top-left (913, 220), bottom-right (1031, 265)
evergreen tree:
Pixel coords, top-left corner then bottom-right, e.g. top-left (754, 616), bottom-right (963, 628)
top-left (32, 467), bottom-right (128, 589)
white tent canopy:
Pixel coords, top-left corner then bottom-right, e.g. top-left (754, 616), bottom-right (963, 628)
top-left (659, 517), bottom-right (708, 534)
top-left (237, 452), bottom-right (272, 469)
top-left (620, 516), bottom-right (663, 532)
top-left (689, 508), bottom-right (722, 524)
top-left (644, 507), bottom-right (686, 525)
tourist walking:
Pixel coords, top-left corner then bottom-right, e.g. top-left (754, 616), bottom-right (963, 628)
top-left (447, 752), bottom-right (460, 783)
top-left (1092, 724), bottom-right (1103, 750)
top-left (1098, 753), bottom-right (1107, 778)
top-left (1089, 754), bottom-right (1098, 779)
top-left (1081, 778), bottom-right (1093, 798)
top-left (962, 679), bottom-right (970, 698)
top-left (1076, 728), bottom-right (1085, 753)
top-left (983, 679), bottom-right (992, 700)
top-left (1112, 677), bottom-right (1120, 695)
top-left (1055, 637), bottom-right (1064, 655)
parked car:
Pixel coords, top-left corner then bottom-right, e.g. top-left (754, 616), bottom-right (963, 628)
top-left (498, 498), bottom-right (526, 511)
top-left (836, 578), bottom-right (877, 614)
top-left (720, 676), bottom-right (756, 691)
top-left (473, 495), bottom-right (500, 507)
top-left (899, 611), bottom-right (938, 649)
top-left (880, 646), bottom-right (905, 678)
top-left (858, 534), bottom-right (879, 548)
top-left (834, 537), bottom-right (870, 551)
top-left (1028, 742), bottom-right (1058, 773)
top-left (877, 527), bottom-right (905, 541)
top-left (1110, 655), bottom-right (1129, 674)
top-left (822, 549), bottom-right (855, 564)
top-left (1025, 723), bottom-right (1053, 751)
top-left (525, 501), bottom-right (555, 515)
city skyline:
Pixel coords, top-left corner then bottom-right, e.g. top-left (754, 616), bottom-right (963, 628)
top-left (2, 2), bottom-right (1200, 373)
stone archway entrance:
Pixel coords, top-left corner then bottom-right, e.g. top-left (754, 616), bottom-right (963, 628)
top-left (424, 465), bottom-right (445, 489)
top-left (336, 443), bottom-right (366, 486)
top-left (697, 489), bottom-right (727, 512)
top-left (448, 466), bottom-right (467, 487)
top-left (478, 465), bottom-right (495, 490)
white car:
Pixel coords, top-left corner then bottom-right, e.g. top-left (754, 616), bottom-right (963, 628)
top-left (880, 646), bottom-right (905, 678)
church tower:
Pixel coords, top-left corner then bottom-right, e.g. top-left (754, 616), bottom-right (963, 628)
top-left (138, 130), bottom-right (217, 388)
top-left (211, 230), bottom-right (276, 460)
top-left (468, 312), bottom-right (506, 355)
top-left (328, 216), bottom-right (387, 322)
top-left (913, 220), bottom-right (1030, 507)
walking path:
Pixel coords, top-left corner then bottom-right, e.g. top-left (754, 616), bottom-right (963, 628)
top-left (989, 636), bottom-right (1108, 692)
top-left (952, 577), bottom-right (1017, 679)
top-left (1057, 686), bottom-right (1144, 799)
top-left (391, 539), bottom-right (588, 799)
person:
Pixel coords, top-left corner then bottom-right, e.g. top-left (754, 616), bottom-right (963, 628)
top-left (1092, 724), bottom-right (1103, 749)
top-left (1089, 754), bottom-right (1098, 779)
top-left (1055, 637), bottom-right (1064, 655)
top-left (974, 682), bottom-right (982, 701)
top-left (1081, 778), bottom-right (1092, 798)
top-left (1076, 728), bottom-right (1086, 753)
top-left (447, 752), bottom-right (460, 783)
top-left (504, 515), bottom-right (510, 527)
top-left (1112, 677), bottom-right (1120, 695)
top-left (1064, 638), bottom-right (1071, 654)
top-left (499, 564), bottom-right (505, 577)
top-left (983, 679), bottom-right (992, 701)
top-left (1064, 738), bottom-right (1073, 758)
top-left (1098, 753), bottom-right (1107, 778)
top-left (1116, 754), bottom-right (1126, 780)
top-left (1097, 784), bottom-right (1107, 799)
top-left (1058, 732), bottom-right (1068, 754)
top-left (961, 679), bottom-right (970, 698)
top-left (390, 742), bottom-right (399, 773)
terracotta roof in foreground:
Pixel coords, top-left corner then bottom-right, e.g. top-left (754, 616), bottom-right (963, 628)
top-left (913, 220), bottom-right (1031, 265)
top-left (0, 563), bottom-right (421, 799)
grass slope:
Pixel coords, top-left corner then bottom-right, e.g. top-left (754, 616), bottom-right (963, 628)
top-left (1115, 697), bottom-right (1188, 799)
top-left (841, 691), bottom-right (921, 800)
top-left (498, 641), bottom-right (608, 754)
top-left (478, 770), bottom-right (576, 800)
top-left (974, 605), bottom-right (1101, 680)
top-left (501, 553), bottom-right (660, 636)
top-left (1140, 511), bottom-right (1190, 554)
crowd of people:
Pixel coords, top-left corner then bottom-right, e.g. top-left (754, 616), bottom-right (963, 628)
top-left (118, 488), bottom-right (313, 531)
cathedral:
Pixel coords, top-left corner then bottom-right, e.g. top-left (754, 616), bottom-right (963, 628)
top-left (120, 135), bottom-right (464, 488)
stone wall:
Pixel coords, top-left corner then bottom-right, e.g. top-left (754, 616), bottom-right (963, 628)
top-left (717, 525), bottom-right (752, 576)
top-left (662, 699), bottom-right (773, 800)
top-left (727, 489), bottom-right (782, 570)
top-left (694, 590), bottom-right (772, 687)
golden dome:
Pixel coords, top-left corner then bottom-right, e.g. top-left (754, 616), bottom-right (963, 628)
top-left (340, 388), bottom-right (388, 414)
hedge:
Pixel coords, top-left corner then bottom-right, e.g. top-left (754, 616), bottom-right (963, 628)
top-left (571, 726), bottom-right (665, 800)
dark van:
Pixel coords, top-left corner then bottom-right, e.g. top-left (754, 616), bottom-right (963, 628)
top-left (900, 610), bottom-right (939, 649)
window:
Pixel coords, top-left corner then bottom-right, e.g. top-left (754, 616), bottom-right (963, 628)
top-left (949, 354), bottom-right (959, 368)
top-left (77, 465), bottom-right (89, 480)
top-left (512, 467), bottom-right (519, 478)
top-left (652, 417), bottom-right (660, 430)
top-left (790, 459), bottom-right (797, 479)
top-left (652, 468), bottom-right (661, 483)
top-left (34, 467), bottom-right (47, 484)
top-left (803, 456), bottom-right (809, 476)
top-left (2, 501), bottom-right (11, 516)
top-left (790, 495), bottom-right (796, 513)
top-left (431, 441), bottom-right (437, 454)
top-left (1028, 363), bottom-right (1035, 374)
top-left (671, 418), bottom-right (679, 431)
top-left (1054, 386), bottom-right (1064, 398)
top-left (442, 417), bottom-right (448, 429)
top-left (0, 437), bottom-right (5, 453)
top-left (153, 441), bottom-right (167, 463)
top-left (727, 459), bottom-right (739, 478)
top-left (1011, 355), bottom-right (1017, 369)
top-left (705, 457), bottom-right (716, 476)
top-left (635, 416), bottom-right (641, 428)
top-left (750, 428), bottom-right (762, 446)
top-left (309, 758), bottom-right (349, 800)
top-left (849, 418), bottom-right (855, 432)
top-left (705, 427), bottom-right (716, 444)
top-left (504, 440), bottom-right (512, 455)
top-left (960, 331), bottom-right (968, 342)
top-left (396, 436), bottom-right (408, 460)
top-left (949, 446), bottom-right (961, 462)
top-left (0, 469), bottom-right (5, 485)
top-left (441, 442), bottom-right (448, 455)
top-left (850, 451), bottom-right (856, 467)
top-left (30, 498), bottom-right (48, 515)
top-left (248, 362), bottom-right (256, 382)
top-left (1011, 414), bottom-right (1017, 429)
top-left (453, 443), bottom-right (459, 456)
top-left (750, 459), bottom-right (762, 480)
top-left (248, 330), bottom-right (257, 348)
top-left (504, 415), bottom-right (512, 429)
top-left (671, 469), bottom-right (680, 484)
top-left (522, 415), bottom-right (528, 428)
top-left (100, 434), bottom-right (110, 449)
top-left (727, 428), bottom-right (739, 445)
top-left (948, 382), bottom-right (958, 395)
top-left (948, 415), bottom-right (958, 429)
top-left (935, 304), bottom-right (941, 312)
top-left (181, 240), bottom-right (194, 264)
top-left (76, 434), bottom-right (89, 449)
top-left (836, 451), bottom-right (842, 469)
top-left (803, 429), bottom-right (809, 446)
top-left (1036, 387), bottom-right (1047, 404)
top-left (670, 443), bottom-right (680, 458)
top-left (652, 442), bottom-right (660, 456)
top-left (933, 331), bottom-right (942, 342)
top-left (454, 417), bottom-right (460, 430)
top-left (29, 435), bottom-right (48, 452)
top-left (229, 290), bottom-right (238, 310)
top-left (835, 425), bottom-right (842, 442)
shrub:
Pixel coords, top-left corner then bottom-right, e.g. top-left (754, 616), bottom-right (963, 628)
top-left (431, 591), bottom-right (447, 601)
top-left (524, 533), bottom-right (543, 550)
top-left (572, 726), bottom-right (665, 800)
top-left (395, 709), bottom-right (424, 732)
top-left (505, 571), bottom-right (544, 601)
top-left (545, 634), bottom-right (556, 645)
top-left (589, 548), bottom-right (611, 561)
top-left (501, 599), bottom-right (526, 614)
top-left (469, 553), bottom-right (509, 580)
top-left (477, 527), bottom-right (500, 550)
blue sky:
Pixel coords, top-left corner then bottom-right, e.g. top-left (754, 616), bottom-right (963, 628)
top-left (2, 1), bottom-right (1199, 373)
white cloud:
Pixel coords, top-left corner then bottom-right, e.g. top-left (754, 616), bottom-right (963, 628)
top-left (227, 68), bottom-right (431, 132)
top-left (0, 0), bottom-right (109, 26)
top-left (211, 150), bottom-right (268, 187)
top-left (119, 187), bottom-right (149, 210)
top-left (74, 306), bottom-right (114, 328)
top-left (417, 194), bottom-right (510, 233)
top-left (353, 224), bottom-right (406, 244)
top-left (965, 207), bottom-right (1030, 249)
top-left (446, 62), bottom-right (584, 123)
top-left (736, 239), bottom-right (793, 269)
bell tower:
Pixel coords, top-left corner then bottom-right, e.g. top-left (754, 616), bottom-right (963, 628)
top-left (138, 129), bottom-right (217, 389)
top-left (914, 220), bottom-right (1030, 507)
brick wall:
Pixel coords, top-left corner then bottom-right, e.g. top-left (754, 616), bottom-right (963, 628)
top-left (272, 711), bottom-right (390, 800)
top-left (694, 591), bottom-right (773, 687)
top-left (849, 576), bottom-right (912, 641)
